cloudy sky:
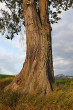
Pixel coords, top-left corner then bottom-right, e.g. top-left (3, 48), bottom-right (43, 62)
top-left (52, 8), bottom-right (73, 76)
top-left (0, 4), bottom-right (73, 76)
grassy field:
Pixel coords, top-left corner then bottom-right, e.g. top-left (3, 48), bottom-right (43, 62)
top-left (0, 74), bottom-right (15, 79)
top-left (0, 74), bottom-right (73, 110)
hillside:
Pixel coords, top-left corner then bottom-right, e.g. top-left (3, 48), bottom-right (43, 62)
top-left (55, 74), bottom-right (66, 79)
top-left (0, 74), bottom-right (73, 110)
top-left (0, 74), bottom-right (15, 79)
top-left (55, 74), bottom-right (73, 79)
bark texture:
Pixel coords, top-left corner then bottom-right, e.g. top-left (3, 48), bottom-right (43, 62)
top-left (5, 0), bottom-right (54, 95)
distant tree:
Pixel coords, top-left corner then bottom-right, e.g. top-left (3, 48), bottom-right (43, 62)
top-left (0, 0), bottom-right (73, 95)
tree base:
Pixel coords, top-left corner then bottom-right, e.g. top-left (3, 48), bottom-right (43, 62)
top-left (4, 57), bottom-right (53, 95)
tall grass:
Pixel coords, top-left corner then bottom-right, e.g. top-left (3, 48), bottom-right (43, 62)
top-left (0, 75), bottom-right (73, 110)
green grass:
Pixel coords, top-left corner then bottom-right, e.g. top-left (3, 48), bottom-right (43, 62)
top-left (0, 74), bottom-right (15, 79)
top-left (0, 74), bottom-right (73, 110)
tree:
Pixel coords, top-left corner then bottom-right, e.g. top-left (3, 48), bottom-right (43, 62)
top-left (0, 0), bottom-right (73, 95)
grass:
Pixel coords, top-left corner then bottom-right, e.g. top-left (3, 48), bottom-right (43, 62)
top-left (0, 74), bottom-right (15, 79)
top-left (0, 74), bottom-right (73, 110)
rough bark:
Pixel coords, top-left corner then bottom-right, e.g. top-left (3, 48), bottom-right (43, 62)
top-left (39, 0), bottom-right (54, 83)
top-left (5, 0), bottom-right (54, 95)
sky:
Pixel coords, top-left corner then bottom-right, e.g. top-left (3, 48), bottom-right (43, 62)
top-left (0, 3), bottom-right (73, 76)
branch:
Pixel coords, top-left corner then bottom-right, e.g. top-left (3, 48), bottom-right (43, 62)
top-left (39, 0), bottom-right (48, 24)
top-left (23, 0), bottom-right (34, 5)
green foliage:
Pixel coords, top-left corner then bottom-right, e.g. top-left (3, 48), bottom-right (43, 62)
top-left (55, 78), bottom-right (73, 85)
top-left (0, 75), bottom-right (73, 110)
top-left (0, 0), bottom-right (24, 39)
top-left (0, 0), bottom-right (73, 39)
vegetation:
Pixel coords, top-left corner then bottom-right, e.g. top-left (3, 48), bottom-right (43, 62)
top-left (0, 74), bottom-right (15, 79)
top-left (0, 74), bottom-right (73, 110)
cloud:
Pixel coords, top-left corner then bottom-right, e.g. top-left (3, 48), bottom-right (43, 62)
top-left (0, 52), bottom-right (25, 75)
top-left (0, 2), bottom-right (6, 10)
top-left (15, 35), bottom-right (26, 52)
top-left (0, 35), bottom-right (26, 75)
top-left (0, 68), bottom-right (2, 74)
top-left (52, 8), bottom-right (73, 76)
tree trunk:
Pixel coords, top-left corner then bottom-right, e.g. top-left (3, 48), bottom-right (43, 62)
top-left (5, 0), bottom-right (54, 95)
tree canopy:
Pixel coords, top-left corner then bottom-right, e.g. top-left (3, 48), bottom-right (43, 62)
top-left (0, 0), bottom-right (73, 39)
